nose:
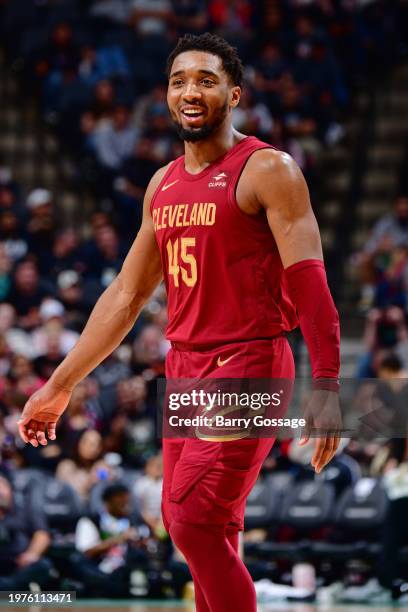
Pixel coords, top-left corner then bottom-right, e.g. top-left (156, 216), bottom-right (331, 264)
top-left (182, 81), bottom-right (202, 102)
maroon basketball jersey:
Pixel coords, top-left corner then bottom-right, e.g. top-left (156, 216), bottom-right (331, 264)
top-left (150, 136), bottom-right (298, 347)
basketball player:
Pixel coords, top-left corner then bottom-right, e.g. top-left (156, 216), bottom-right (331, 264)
top-left (18, 34), bottom-right (340, 611)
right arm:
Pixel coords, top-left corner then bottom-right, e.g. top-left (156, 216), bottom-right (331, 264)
top-left (18, 166), bottom-right (168, 447)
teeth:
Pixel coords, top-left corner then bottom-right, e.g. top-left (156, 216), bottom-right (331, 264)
top-left (183, 109), bottom-right (202, 115)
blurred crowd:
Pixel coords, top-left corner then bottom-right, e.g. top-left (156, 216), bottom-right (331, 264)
top-left (355, 192), bottom-right (408, 378)
top-left (1, 0), bottom-right (406, 213)
top-left (0, 0), bottom-right (407, 601)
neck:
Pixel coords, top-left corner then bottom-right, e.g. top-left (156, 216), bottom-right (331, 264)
top-left (183, 125), bottom-right (246, 174)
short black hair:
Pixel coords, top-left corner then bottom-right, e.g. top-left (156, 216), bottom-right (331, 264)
top-left (379, 353), bottom-right (403, 372)
top-left (166, 33), bottom-right (243, 87)
top-left (102, 482), bottom-right (129, 502)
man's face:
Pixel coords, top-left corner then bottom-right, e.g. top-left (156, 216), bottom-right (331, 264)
top-left (167, 51), bottom-right (240, 142)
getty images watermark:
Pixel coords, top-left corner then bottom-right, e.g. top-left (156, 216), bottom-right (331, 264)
top-left (167, 387), bottom-right (305, 431)
top-left (157, 377), bottom-right (408, 440)
top-left (158, 378), bottom-right (301, 439)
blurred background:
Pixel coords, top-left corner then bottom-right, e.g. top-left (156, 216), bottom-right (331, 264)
top-left (0, 0), bottom-right (407, 605)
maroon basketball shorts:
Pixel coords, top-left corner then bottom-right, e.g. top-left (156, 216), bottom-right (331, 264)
top-left (162, 336), bottom-right (295, 533)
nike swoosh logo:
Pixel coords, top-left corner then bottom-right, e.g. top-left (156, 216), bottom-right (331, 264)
top-left (217, 354), bottom-right (238, 367)
top-left (161, 179), bottom-right (179, 191)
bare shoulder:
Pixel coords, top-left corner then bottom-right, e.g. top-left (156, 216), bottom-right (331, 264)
top-left (245, 148), bottom-right (310, 215)
top-left (145, 162), bottom-right (173, 201)
top-left (141, 162), bottom-right (174, 220)
top-left (248, 148), bottom-right (305, 188)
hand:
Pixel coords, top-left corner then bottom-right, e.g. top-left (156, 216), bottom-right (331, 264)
top-left (299, 389), bottom-right (342, 473)
top-left (16, 551), bottom-right (40, 568)
top-left (17, 379), bottom-right (73, 447)
top-left (115, 527), bottom-right (139, 544)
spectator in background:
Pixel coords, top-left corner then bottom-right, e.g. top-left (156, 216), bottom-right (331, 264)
top-left (31, 298), bottom-right (79, 359)
top-left (172, 0), bottom-right (208, 34)
top-left (357, 194), bottom-right (408, 309)
top-left (143, 107), bottom-right (175, 164)
top-left (0, 211), bottom-right (28, 263)
top-left (0, 158), bottom-right (22, 217)
top-left (25, 189), bottom-right (56, 271)
top-left (58, 381), bottom-right (101, 452)
top-left (72, 482), bottom-right (149, 597)
top-left (208, 0), bottom-right (254, 54)
top-left (134, 453), bottom-right (165, 537)
top-left (128, 0), bottom-right (172, 37)
top-left (32, 331), bottom-right (66, 380)
top-left (91, 351), bottom-right (132, 391)
top-left (114, 137), bottom-right (161, 239)
top-left (278, 78), bottom-right (321, 167)
top-left (90, 104), bottom-right (139, 172)
top-left (373, 246), bottom-right (408, 311)
top-left (259, 2), bottom-right (285, 47)
top-left (133, 83), bottom-right (168, 129)
top-left (232, 87), bottom-right (274, 138)
top-left (81, 79), bottom-right (116, 141)
top-left (0, 304), bottom-right (32, 359)
top-left (0, 181), bottom-right (23, 222)
top-left (7, 259), bottom-right (50, 330)
top-left (378, 438), bottom-right (408, 600)
top-left (105, 376), bottom-right (157, 468)
top-left (34, 22), bottom-right (79, 85)
top-left (83, 224), bottom-right (127, 289)
top-left (56, 429), bottom-right (115, 500)
top-left (0, 476), bottom-right (52, 590)
top-left (253, 41), bottom-right (289, 104)
top-left (0, 243), bottom-right (12, 301)
top-left (0, 334), bottom-right (12, 378)
top-left (89, 0), bottom-right (131, 25)
top-left (132, 324), bottom-right (168, 380)
top-left (8, 354), bottom-right (45, 398)
top-left (57, 270), bottom-right (90, 331)
top-left (43, 228), bottom-right (82, 282)
top-left (78, 44), bottom-right (131, 88)
top-left (357, 307), bottom-right (408, 377)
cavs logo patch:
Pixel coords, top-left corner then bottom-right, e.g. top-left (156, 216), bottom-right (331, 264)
top-left (208, 172), bottom-right (228, 188)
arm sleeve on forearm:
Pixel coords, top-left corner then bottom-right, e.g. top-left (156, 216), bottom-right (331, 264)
top-left (284, 259), bottom-right (340, 381)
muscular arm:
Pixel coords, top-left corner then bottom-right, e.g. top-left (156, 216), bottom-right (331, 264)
top-left (243, 149), bottom-right (322, 266)
top-left (52, 168), bottom-right (166, 389)
top-left (246, 149), bottom-right (339, 380)
top-left (243, 150), bottom-right (341, 472)
top-left (18, 166), bottom-right (168, 446)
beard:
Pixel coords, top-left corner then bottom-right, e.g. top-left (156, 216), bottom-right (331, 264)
top-left (172, 101), bottom-right (229, 143)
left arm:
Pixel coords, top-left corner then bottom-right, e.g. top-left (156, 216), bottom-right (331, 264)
top-left (247, 149), bottom-right (341, 471)
top-left (17, 530), bottom-right (51, 567)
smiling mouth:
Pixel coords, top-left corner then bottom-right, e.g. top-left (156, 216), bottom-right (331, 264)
top-left (181, 108), bottom-right (205, 120)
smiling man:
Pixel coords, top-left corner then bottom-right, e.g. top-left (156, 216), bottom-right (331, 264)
top-left (18, 33), bottom-right (340, 611)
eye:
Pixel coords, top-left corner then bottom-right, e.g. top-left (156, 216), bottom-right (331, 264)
top-left (201, 79), bottom-right (215, 87)
top-left (172, 79), bottom-right (183, 87)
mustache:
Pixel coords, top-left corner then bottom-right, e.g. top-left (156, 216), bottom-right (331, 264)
top-left (172, 101), bottom-right (229, 143)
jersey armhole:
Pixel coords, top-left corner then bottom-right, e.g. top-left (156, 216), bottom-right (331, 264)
top-left (149, 158), bottom-right (181, 215)
top-left (227, 145), bottom-right (273, 225)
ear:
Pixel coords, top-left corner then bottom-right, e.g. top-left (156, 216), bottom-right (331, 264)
top-left (230, 86), bottom-right (241, 109)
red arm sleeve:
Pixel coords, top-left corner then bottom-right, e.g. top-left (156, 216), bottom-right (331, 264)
top-left (284, 259), bottom-right (340, 388)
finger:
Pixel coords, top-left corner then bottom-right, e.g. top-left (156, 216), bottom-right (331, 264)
top-left (311, 437), bottom-right (326, 469)
top-left (35, 422), bottom-right (48, 446)
top-left (27, 421), bottom-right (39, 448)
top-left (47, 422), bottom-right (57, 441)
top-left (316, 436), bottom-right (335, 473)
top-left (332, 434), bottom-right (341, 456)
top-left (17, 420), bottom-right (30, 444)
